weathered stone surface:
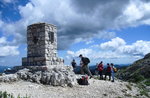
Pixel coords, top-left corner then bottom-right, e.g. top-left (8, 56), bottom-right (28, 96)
top-left (22, 23), bottom-right (64, 66)
top-left (0, 74), bottom-right (18, 82)
top-left (1, 23), bottom-right (77, 87)
top-left (1, 66), bottom-right (77, 87)
top-left (16, 66), bottom-right (77, 87)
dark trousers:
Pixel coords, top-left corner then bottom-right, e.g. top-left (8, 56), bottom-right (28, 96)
top-left (81, 65), bottom-right (92, 76)
top-left (99, 71), bottom-right (103, 79)
top-left (105, 72), bottom-right (111, 80)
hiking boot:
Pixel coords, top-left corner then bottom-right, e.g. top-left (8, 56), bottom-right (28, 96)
top-left (111, 80), bottom-right (114, 82)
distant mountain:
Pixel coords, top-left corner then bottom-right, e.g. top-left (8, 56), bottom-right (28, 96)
top-left (74, 64), bottom-right (130, 75)
top-left (117, 53), bottom-right (150, 83)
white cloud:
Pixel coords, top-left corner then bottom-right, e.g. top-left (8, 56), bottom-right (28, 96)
top-left (66, 37), bottom-right (150, 64)
top-left (85, 40), bottom-right (94, 45)
top-left (116, 0), bottom-right (150, 27)
top-left (100, 37), bottom-right (126, 50)
top-left (118, 40), bottom-right (150, 56)
top-left (0, 37), bottom-right (19, 56)
top-left (0, 46), bottom-right (19, 56)
top-left (0, 0), bottom-right (150, 50)
top-left (123, 3), bottom-right (143, 22)
top-left (0, 37), bottom-right (7, 44)
top-left (67, 48), bottom-right (93, 58)
top-left (1, 0), bottom-right (14, 3)
top-left (100, 37), bottom-right (150, 56)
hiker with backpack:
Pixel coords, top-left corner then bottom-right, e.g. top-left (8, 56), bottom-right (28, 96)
top-left (110, 63), bottom-right (117, 82)
top-left (104, 63), bottom-right (111, 81)
top-left (79, 54), bottom-right (92, 78)
top-left (98, 61), bottom-right (104, 80)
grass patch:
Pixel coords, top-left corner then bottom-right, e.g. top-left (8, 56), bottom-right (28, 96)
top-left (137, 83), bottom-right (150, 98)
top-left (130, 74), bottom-right (145, 83)
top-left (144, 79), bottom-right (150, 86)
top-left (140, 90), bottom-right (149, 97)
top-left (0, 91), bottom-right (30, 98)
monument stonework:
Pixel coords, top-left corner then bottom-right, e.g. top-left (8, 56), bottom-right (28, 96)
top-left (22, 23), bottom-right (64, 66)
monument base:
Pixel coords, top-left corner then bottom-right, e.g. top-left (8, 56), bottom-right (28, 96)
top-left (22, 57), bottom-right (64, 66)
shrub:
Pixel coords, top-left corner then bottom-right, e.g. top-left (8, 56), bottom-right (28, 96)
top-left (144, 79), bottom-right (150, 86)
top-left (0, 91), bottom-right (30, 98)
top-left (130, 74), bottom-right (145, 83)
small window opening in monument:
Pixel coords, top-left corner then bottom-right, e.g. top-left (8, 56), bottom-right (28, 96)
top-left (33, 36), bottom-right (38, 44)
top-left (48, 32), bottom-right (54, 43)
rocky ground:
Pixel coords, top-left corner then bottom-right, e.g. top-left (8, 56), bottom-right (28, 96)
top-left (0, 77), bottom-right (146, 98)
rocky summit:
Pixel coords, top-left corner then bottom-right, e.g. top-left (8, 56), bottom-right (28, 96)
top-left (0, 66), bottom-right (77, 87)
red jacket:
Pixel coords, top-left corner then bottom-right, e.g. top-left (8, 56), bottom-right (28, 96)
top-left (106, 66), bottom-right (111, 72)
top-left (98, 64), bottom-right (103, 71)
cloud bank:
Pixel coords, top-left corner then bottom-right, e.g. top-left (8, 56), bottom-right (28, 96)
top-left (0, 37), bottom-right (19, 56)
top-left (67, 37), bottom-right (150, 64)
top-left (0, 0), bottom-right (150, 50)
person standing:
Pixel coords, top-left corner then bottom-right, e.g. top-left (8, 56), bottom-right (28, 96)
top-left (98, 61), bottom-right (104, 80)
top-left (110, 63), bottom-right (115, 82)
top-left (79, 54), bottom-right (92, 78)
top-left (71, 59), bottom-right (77, 69)
top-left (104, 63), bottom-right (111, 81)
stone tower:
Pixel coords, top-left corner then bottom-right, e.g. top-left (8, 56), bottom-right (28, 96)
top-left (22, 23), bottom-right (64, 66)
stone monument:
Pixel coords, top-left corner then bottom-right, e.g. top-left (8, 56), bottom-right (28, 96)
top-left (1, 23), bottom-right (77, 87)
top-left (22, 23), bottom-right (64, 66)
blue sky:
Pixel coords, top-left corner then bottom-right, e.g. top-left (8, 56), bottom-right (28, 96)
top-left (0, 0), bottom-right (150, 66)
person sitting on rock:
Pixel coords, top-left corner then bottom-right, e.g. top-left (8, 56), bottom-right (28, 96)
top-left (79, 54), bottom-right (92, 79)
top-left (98, 61), bottom-right (104, 80)
top-left (104, 63), bottom-right (111, 81)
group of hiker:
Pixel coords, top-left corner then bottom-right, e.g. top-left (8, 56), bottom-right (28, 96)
top-left (71, 54), bottom-right (117, 82)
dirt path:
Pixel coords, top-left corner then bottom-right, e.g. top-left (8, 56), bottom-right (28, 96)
top-left (0, 78), bottom-right (145, 98)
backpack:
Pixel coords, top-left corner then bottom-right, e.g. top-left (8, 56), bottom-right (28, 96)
top-left (82, 57), bottom-right (90, 65)
top-left (113, 67), bottom-right (117, 73)
top-left (77, 76), bottom-right (89, 85)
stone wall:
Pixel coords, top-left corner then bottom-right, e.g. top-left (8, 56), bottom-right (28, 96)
top-left (22, 23), bottom-right (64, 66)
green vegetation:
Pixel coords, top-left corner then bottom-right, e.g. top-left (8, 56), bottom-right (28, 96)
top-left (129, 74), bottom-right (145, 83)
top-left (144, 79), bottom-right (150, 86)
top-left (137, 83), bottom-right (150, 98)
top-left (0, 91), bottom-right (30, 98)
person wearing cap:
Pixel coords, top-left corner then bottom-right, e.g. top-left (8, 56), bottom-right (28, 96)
top-left (79, 54), bottom-right (92, 78)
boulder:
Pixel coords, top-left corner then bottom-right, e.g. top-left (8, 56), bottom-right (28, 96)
top-left (16, 66), bottom-right (77, 87)
top-left (0, 74), bottom-right (18, 82)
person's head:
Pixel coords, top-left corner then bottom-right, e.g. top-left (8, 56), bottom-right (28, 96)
top-left (73, 59), bottom-right (75, 61)
top-left (107, 63), bottom-right (110, 66)
top-left (100, 61), bottom-right (103, 64)
top-left (110, 63), bottom-right (114, 66)
top-left (79, 54), bottom-right (83, 58)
